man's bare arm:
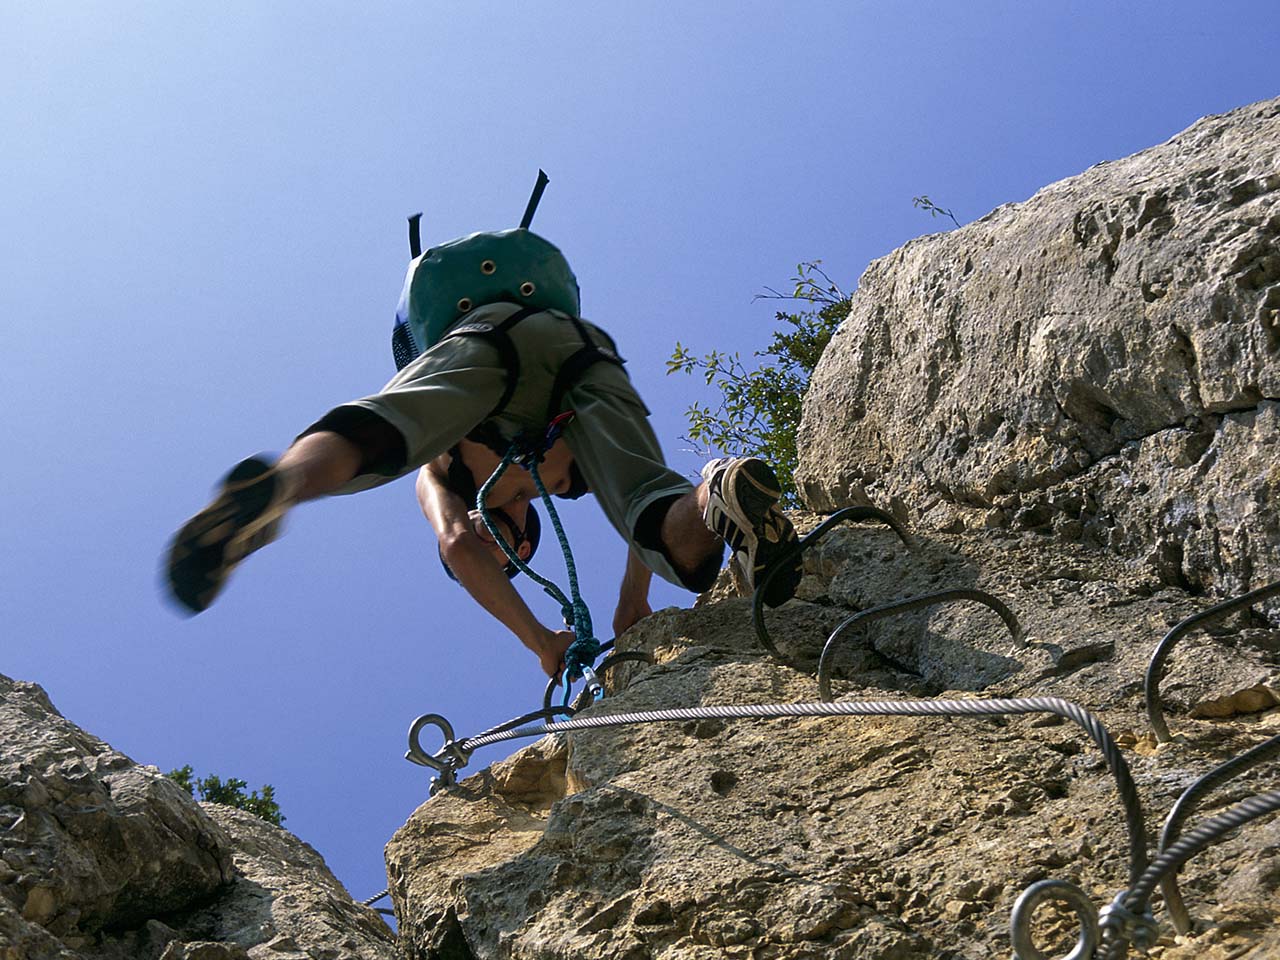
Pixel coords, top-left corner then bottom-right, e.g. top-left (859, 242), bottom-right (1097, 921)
top-left (416, 464), bottom-right (572, 677)
top-left (613, 547), bottom-right (653, 638)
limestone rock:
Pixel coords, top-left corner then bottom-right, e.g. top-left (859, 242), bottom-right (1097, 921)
top-left (0, 674), bottom-right (234, 940)
top-left (0, 675), bottom-right (396, 960)
top-left (387, 524), bottom-right (1280, 959)
top-left (168, 804), bottom-right (398, 960)
top-left (795, 97), bottom-right (1280, 610)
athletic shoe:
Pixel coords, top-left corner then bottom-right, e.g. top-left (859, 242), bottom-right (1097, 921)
top-left (167, 456), bottom-right (289, 614)
top-left (701, 457), bottom-right (801, 607)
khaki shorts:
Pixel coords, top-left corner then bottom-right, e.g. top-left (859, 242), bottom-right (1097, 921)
top-left (315, 303), bottom-right (695, 586)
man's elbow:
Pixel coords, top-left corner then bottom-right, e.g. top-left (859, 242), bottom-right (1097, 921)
top-left (439, 528), bottom-right (486, 572)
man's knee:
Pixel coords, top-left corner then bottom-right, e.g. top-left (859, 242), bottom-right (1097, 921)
top-left (634, 495), bottom-right (723, 593)
top-left (297, 405), bottom-right (408, 477)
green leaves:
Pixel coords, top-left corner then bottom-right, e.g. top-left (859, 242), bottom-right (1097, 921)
top-left (166, 764), bottom-right (286, 826)
top-left (668, 262), bottom-right (849, 507)
top-left (911, 195), bottom-right (961, 228)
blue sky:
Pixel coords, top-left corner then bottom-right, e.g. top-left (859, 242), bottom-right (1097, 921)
top-left (2, 2), bottom-right (1276, 907)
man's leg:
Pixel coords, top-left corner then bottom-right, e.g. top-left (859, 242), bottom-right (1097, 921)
top-left (561, 363), bottom-right (800, 604)
top-left (638, 458), bottom-right (800, 606)
top-left (275, 431), bottom-right (363, 501)
top-left (659, 488), bottom-right (721, 573)
top-left (167, 327), bottom-right (507, 614)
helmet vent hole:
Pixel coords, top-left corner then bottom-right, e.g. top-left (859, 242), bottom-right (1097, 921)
top-left (480, 260), bottom-right (496, 275)
top-left (519, 281), bottom-right (536, 297)
top-left (456, 297), bottom-right (473, 312)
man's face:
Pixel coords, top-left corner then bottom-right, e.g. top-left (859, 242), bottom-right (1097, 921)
top-left (468, 504), bottom-right (532, 568)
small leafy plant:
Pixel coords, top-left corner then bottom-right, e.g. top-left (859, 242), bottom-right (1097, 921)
top-left (167, 764), bottom-right (285, 826)
top-left (667, 262), bottom-right (850, 506)
top-left (911, 194), bottom-right (961, 228)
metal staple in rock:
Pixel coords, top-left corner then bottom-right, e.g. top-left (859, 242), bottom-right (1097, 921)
top-left (1145, 579), bottom-right (1280, 742)
top-left (816, 588), bottom-right (1023, 700)
top-left (751, 505), bottom-right (913, 666)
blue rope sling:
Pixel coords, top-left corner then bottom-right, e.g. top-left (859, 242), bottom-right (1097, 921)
top-left (474, 415), bottom-right (602, 693)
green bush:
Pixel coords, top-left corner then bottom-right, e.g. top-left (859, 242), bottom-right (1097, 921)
top-left (167, 764), bottom-right (285, 826)
top-left (667, 262), bottom-right (850, 506)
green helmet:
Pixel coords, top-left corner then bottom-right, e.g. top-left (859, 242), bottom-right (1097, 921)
top-left (392, 228), bottom-right (581, 368)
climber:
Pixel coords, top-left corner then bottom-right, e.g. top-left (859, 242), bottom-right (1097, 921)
top-left (166, 178), bottom-right (802, 678)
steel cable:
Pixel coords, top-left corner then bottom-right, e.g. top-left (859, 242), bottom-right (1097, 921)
top-left (1156, 733), bottom-right (1280, 934)
top-left (431, 694), bottom-right (1146, 885)
top-left (1098, 789), bottom-right (1280, 960)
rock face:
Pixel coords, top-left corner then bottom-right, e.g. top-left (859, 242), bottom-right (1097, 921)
top-left (0, 674), bottom-right (396, 960)
top-left (795, 98), bottom-right (1280, 612)
top-left (383, 100), bottom-right (1280, 960)
top-left (387, 521), bottom-right (1280, 959)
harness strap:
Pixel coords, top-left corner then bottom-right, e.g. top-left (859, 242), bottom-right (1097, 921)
top-left (441, 305), bottom-right (540, 423)
top-left (451, 309), bottom-right (625, 455)
top-left (544, 315), bottom-right (623, 422)
top-left (407, 213), bottom-right (423, 258)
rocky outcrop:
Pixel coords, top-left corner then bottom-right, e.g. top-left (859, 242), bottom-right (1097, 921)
top-left (795, 98), bottom-right (1280, 611)
top-left (155, 804), bottom-right (400, 960)
top-left (386, 520), bottom-right (1280, 959)
top-left (0, 674), bottom-right (396, 960)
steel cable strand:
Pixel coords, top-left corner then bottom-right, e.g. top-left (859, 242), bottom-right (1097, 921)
top-left (472, 706), bottom-right (578, 742)
top-left (1145, 580), bottom-right (1280, 743)
top-left (1098, 789), bottom-right (1280, 960)
top-left (751, 506), bottom-right (913, 665)
top-left (1155, 733), bottom-right (1280, 935)
top-left (816, 589), bottom-right (1023, 701)
top-left (447, 695), bottom-right (1146, 885)
top-left (360, 888), bottom-right (395, 917)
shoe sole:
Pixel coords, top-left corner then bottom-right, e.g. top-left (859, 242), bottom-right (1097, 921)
top-left (168, 458), bottom-right (281, 613)
top-left (721, 459), bottom-right (801, 608)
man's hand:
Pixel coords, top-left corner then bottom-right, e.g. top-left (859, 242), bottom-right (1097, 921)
top-left (613, 595), bottom-right (652, 638)
top-left (614, 548), bottom-right (654, 638)
top-left (538, 628), bottom-right (577, 682)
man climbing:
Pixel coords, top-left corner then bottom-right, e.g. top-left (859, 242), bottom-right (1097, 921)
top-left (167, 178), bottom-right (801, 678)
